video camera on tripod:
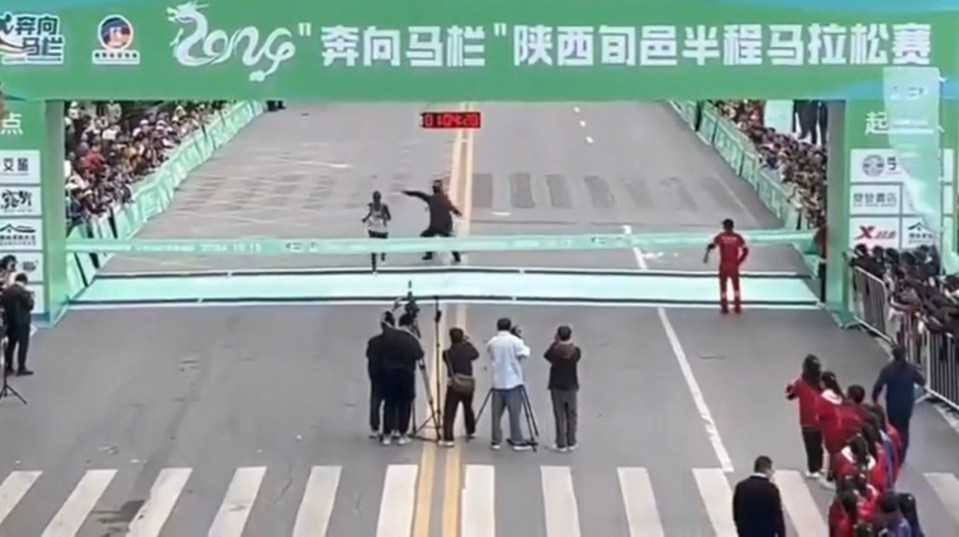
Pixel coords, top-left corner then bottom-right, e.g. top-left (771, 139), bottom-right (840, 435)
top-left (389, 281), bottom-right (424, 338)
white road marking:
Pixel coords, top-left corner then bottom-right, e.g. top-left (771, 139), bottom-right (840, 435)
top-left (775, 470), bottom-right (826, 536)
top-left (292, 466), bottom-right (341, 537)
top-left (42, 469), bottom-right (117, 537)
top-left (461, 465), bottom-right (495, 537)
top-left (126, 468), bottom-right (192, 537)
top-left (541, 466), bottom-right (581, 537)
top-left (692, 468), bottom-right (737, 537)
top-left (573, 106), bottom-right (580, 113)
top-left (585, 136), bottom-right (594, 144)
top-left (617, 467), bottom-right (665, 537)
top-left (0, 471), bottom-right (41, 526)
top-left (207, 466), bottom-right (266, 537)
top-left (375, 465), bottom-right (419, 537)
top-left (578, 120), bottom-right (586, 128)
top-left (492, 211), bottom-right (511, 217)
top-left (623, 224), bottom-right (734, 472)
top-left (924, 472), bottom-right (959, 527)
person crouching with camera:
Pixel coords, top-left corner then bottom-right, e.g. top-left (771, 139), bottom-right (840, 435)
top-left (544, 325), bottom-right (581, 452)
top-left (487, 318), bottom-right (533, 451)
top-left (440, 327), bottom-right (479, 447)
top-left (379, 312), bottom-right (424, 446)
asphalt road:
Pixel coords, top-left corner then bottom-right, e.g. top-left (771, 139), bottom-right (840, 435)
top-left (2, 103), bottom-right (957, 536)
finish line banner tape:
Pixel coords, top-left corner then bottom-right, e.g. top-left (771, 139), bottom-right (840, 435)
top-left (67, 229), bottom-right (813, 255)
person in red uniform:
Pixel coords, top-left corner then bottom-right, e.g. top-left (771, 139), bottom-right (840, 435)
top-left (703, 218), bottom-right (749, 314)
top-left (785, 354), bottom-right (824, 478)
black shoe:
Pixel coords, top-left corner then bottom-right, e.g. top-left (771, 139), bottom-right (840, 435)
top-left (452, 255), bottom-right (462, 264)
top-left (422, 254), bottom-right (433, 261)
top-left (15, 369), bottom-right (33, 376)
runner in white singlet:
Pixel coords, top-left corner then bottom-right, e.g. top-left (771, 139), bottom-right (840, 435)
top-left (362, 191), bottom-right (392, 270)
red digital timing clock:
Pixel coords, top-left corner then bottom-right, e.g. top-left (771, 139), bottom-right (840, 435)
top-left (420, 111), bottom-right (482, 130)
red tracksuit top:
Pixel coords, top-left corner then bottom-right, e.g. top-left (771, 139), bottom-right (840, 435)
top-left (828, 492), bottom-right (879, 537)
top-left (786, 377), bottom-right (822, 428)
top-left (712, 231), bottom-right (746, 270)
top-left (832, 447), bottom-right (888, 494)
top-left (818, 390), bottom-right (848, 453)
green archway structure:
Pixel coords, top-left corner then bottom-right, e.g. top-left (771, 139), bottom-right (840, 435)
top-left (1, 0), bottom-right (957, 323)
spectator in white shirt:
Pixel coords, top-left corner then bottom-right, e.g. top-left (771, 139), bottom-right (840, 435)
top-left (486, 317), bottom-right (533, 451)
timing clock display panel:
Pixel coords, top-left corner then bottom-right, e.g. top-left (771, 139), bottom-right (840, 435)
top-left (420, 111), bottom-right (482, 129)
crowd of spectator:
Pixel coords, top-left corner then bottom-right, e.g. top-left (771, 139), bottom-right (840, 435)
top-left (64, 100), bottom-right (229, 229)
top-left (711, 100), bottom-right (828, 228)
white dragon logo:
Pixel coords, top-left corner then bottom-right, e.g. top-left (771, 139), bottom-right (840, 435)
top-left (166, 1), bottom-right (296, 82)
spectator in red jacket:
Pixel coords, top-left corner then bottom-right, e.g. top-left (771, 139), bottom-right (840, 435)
top-left (829, 474), bottom-right (879, 536)
top-left (863, 416), bottom-right (897, 488)
top-left (786, 354), bottom-right (824, 478)
top-left (866, 403), bottom-right (904, 470)
top-left (818, 371), bottom-right (846, 488)
top-left (861, 422), bottom-right (892, 492)
top-left (834, 435), bottom-right (886, 494)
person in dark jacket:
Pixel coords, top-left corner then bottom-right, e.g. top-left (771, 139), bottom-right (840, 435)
top-left (440, 327), bottom-right (479, 447)
top-left (379, 312), bottom-right (424, 446)
top-left (898, 493), bottom-right (924, 537)
top-left (402, 179), bottom-right (462, 262)
top-left (1, 273), bottom-right (34, 376)
top-left (544, 325), bottom-right (581, 452)
top-left (871, 346), bottom-right (924, 462)
top-left (878, 491), bottom-right (913, 536)
top-left (786, 354), bottom-right (824, 478)
top-left (732, 456), bottom-right (786, 537)
top-left (365, 312), bottom-right (394, 438)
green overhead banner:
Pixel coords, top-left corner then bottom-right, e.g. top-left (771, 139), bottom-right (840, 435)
top-left (0, 1), bottom-right (955, 100)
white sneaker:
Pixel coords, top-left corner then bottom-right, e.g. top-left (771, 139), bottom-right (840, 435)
top-left (369, 430), bottom-right (380, 439)
top-left (439, 440), bottom-right (454, 448)
top-left (804, 471), bottom-right (821, 480)
top-left (397, 435), bottom-right (412, 446)
top-left (381, 436), bottom-right (392, 446)
top-left (566, 443), bottom-right (578, 452)
top-left (552, 445), bottom-right (568, 453)
top-left (511, 442), bottom-right (533, 452)
top-left (489, 443), bottom-right (501, 451)
top-left (819, 476), bottom-right (835, 490)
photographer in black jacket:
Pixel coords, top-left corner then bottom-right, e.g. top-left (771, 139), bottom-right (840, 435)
top-left (440, 327), bottom-right (479, 447)
top-left (402, 179), bottom-right (463, 262)
top-left (365, 312), bottom-right (394, 438)
top-left (2, 273), bottom-right (34, 376)
top-left (379, 312), bottom-right (424, 446)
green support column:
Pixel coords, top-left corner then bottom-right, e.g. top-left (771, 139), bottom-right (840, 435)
top-left (825, 101), bottom-right (850, 319)
top-left (0, 99), bottom-right (67, 324)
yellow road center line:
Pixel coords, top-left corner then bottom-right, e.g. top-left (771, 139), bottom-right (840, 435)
top-left (442, 104), bottom-right (477, 537)
top-left (414, 103), bottom-right (468, 537)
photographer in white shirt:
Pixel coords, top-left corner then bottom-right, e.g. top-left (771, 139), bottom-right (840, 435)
top-left (486, 317), bottom-right (532, 451)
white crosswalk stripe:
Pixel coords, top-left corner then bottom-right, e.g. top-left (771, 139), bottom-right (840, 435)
top-left (126, 468), bottom-right (192, 537)
top-left (617, 467), bottom-right (665, 537)
top-left (461, 465), bottom-right (494, 537)
top-left (0, 471), bottom-right (41, 526)
top-left (292, 466), bottom-right (341, 537)
top-left (375, 464), bottom-right (419, 537)
top-left (42, 469), bottom-right (117, 537)
top-left (1, 465), bottom-right (958, 535)
top-left (924, 472), bottom-right (959, 527)
top-left (692, 468), bottom-right (737, 537)
top-left (775, 470), bottom-right (826, 536)
top-left (541, 465), bottom-right (582, 537)
top-left (208, 466), bottom-right (266, 537)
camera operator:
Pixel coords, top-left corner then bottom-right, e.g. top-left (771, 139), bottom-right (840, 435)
top-left (544, 325), bottom-right (581, 452)
top-left (486, 317), bottom-right (533, 451)
top-left (402, 179), bottom-right (463, 263)
top-left (1, 273), bottom-right (34, 376)
top-left (379, 312), bottom-right (424, 445)
top-left (365, 312), bottom-right (394, 438)
top-left (0, 255), bottom-right (18, 291)
top-left (440, 327), bottom-right (479, 447)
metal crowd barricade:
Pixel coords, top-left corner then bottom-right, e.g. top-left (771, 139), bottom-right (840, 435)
top-left (922, 331), bottom-right (959, 412)
top-left (848, 265), bottom-right (959, 411)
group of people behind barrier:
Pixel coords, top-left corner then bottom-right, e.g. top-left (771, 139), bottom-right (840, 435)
top-left (710, 99), bottom-right (826, 230)
top-left (849, 243), bottom-right (959, 412)
top-left (64, 100), bottom-right (230, 229)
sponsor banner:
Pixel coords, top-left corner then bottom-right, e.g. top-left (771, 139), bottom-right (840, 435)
top-left (850, 183), bottom-right (902, 216)
top-left (0, 218), bottom-right (43, 251)
top-left (849, 216), bottom-right (900, 249)
top-left (26, 284), bottom-right (46, 316)
top-left (849, 148), bottom-right (954, 184)
top-left (0, 185), bottom-right (41, 216)
top-left (901, 216), bottom-right (938, 248)
top-left (5, 252), bottom-right (44, 283)
top-left (0, 149), bottom-right (41, 185)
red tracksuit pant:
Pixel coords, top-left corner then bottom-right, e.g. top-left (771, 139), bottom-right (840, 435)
top-left (719, 266), bottom-right (741, 312)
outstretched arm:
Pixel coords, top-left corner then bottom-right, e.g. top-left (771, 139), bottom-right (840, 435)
top-left (402, 190), bottom-right (429, 202)
top-left (703, 242), bottom-right (717, 264)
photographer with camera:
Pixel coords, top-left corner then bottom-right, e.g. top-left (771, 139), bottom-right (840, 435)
top-left (544, 325), bottom-right (581, 452)
top-left (379, 312), bottom-right (424, 446)
top-left (440, 327), bottom-right (479, 447)
top-left (365, 312), bottom-right (394, 438)
top-left (486, 318), bottom-right (533, 451)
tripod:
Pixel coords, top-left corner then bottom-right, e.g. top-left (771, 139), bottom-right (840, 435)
top-left (476, 385), bottom-right (539, 451)
top-left (0, 337), bottom-right (26, 405)
top-left (411, 297), bottom-right (443, 442)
